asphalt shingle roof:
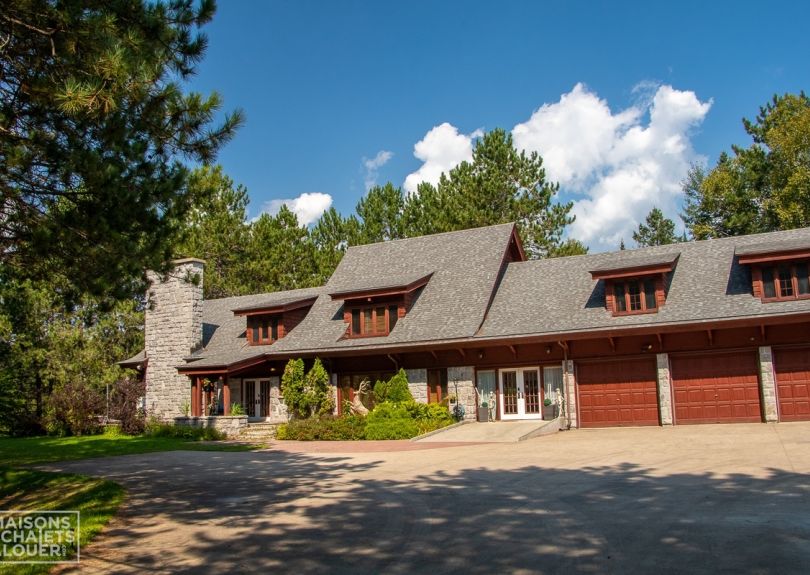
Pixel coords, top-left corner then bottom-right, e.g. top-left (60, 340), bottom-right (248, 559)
top-left (735, 237), bottom-right (810, 256)
top-left (132, 224), bottom-right (810, 371)
top-left (478, 227), bottom-right (810, 340)
top-left (183, 223), bottom-right (516, 367)
top-left (588, 252), bottom-right (680, 275)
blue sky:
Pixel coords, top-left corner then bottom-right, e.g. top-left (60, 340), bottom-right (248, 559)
top-left (189, 0), bottom-right (809, 250)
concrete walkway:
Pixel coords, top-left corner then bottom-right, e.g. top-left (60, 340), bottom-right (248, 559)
top-left (45, 422), bottom-right (810, 574)
top-left (416, 419), bottom-right (558, 442)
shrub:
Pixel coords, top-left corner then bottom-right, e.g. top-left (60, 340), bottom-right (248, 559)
top-left (402, 401), bottom-right (454, 434)
top-left (144, 420), bottom-right (225, 441)
top-left (364, 402), bottom-right (419, 440)
top-left (282, 358), bottom-right (333, 418)
top-left (373, 369), bottom-right (413, 403)
top-left (276, 415), bottom-right (366, 441)
top-left (43, 380), bottom-right (104, 436)
top-left (109, 376), bottom-right (146, 434)
top-left (230, 403), bottom-right (245, 416)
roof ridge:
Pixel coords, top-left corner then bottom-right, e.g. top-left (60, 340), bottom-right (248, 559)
top-left (343, 222), bottom-right (516, 252)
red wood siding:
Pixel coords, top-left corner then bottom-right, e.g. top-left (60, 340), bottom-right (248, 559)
top-left (577, 359), bottom-right (659, 428)
top-left (774, 348), bottom-right (810, 422)
top-left (671, 352), bottom-right (761, 424)
top-left (282, 307), bottom-right (309, 338)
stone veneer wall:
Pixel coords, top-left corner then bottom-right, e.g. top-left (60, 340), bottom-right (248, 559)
top-left (405, 369), bottom-right (428, 403)
top-left (144, 259), bottom-right (204, 419)
top-left (656, 353), bottom-right (674, 425)
top-left (228, 378), bottom-right (242, 409)
top-left (174, 416), bottom-right (247, 438)
top-left (563, 360), bottom-right (577, 428)
top-left (448, 366), bottom-right (477, 421)
top-left (758, 346), bottom-right (779, 423)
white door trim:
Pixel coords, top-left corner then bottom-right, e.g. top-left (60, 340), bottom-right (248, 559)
top-left (499, 367), bottom-right (542, 420)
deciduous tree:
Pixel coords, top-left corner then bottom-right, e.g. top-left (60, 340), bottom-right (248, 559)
top-left (683, 93), bottom-right (810, 239)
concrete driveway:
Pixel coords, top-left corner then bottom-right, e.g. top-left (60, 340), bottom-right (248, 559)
top-left (48, 423), bottom-right (810, 574)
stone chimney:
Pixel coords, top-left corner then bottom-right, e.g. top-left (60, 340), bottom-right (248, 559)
top-left (143, 258), bottom-right (204, 419)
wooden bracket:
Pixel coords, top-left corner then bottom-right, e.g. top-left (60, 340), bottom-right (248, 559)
top-left (457, 348), bottom-right (466, 358)
top-left (760, 324), bottom-right (767, 340)
top-left (607, 336), bottom-right (616, 352)
top-left (656, 333), bottom-right (663, 347)
top-left (508, 345), bottom-right (517, 358)
top-left (706, 329), bottom-right (714, 345)
top-left (430, 350), bottom-right (438, 361)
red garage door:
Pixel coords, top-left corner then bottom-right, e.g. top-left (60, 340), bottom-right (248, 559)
top-left (671, 352), bottom-right (761, 424)
top-left (578, 359), bottom-right (659, 428)
top-left (774, 349), bottom-right (810, 422)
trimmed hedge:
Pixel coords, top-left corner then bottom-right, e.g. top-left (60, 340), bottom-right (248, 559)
top-left (365, 403), bottom-right (420, 440)
top-left (276, 401), bottom-right (454, 441)
top-left (276, 415), bottom-right (366, 441)
top-left (144, 421), bottom-right (226, 441)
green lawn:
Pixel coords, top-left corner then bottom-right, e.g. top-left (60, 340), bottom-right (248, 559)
top-left (0, 467), bottom-right (124, 574)
top-left (0, 433), bottom-right (260, 466)
top-left (0, 433), bottom-right (260, 571)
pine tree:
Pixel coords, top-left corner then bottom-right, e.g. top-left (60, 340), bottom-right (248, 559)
top-left (0, 0), bottom-right (242, 299)
top-left (633, 208), bottom-right (680, 247)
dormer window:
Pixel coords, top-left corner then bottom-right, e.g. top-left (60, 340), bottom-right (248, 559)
top-left (330, 272), bottom-right (432, 339)
top-left (247, 315), bottom-right (279, 344)
top-left (612, 277), bottom-right (658, 313)
top-left (589, 253), bottom-right (679, 317)
top-left (232, 295), bottom-right (317, 346)
top-left (349, 305), bottom-right (399, 337)
top-left (736, 241), bottom-right (810, 302)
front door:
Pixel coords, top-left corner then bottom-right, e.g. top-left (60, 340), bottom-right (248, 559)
top-left (244, 380), bottom-right (272, 419)
top-left (244, 380), bottom-right (256, 417)
top-left (500, 368), bottom-right (542, 420)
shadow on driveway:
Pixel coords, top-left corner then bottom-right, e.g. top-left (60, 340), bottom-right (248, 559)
top-left (45, 444), bottom-right (810, 575)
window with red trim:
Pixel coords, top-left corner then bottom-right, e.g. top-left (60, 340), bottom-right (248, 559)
top-left (607, 276), bottom-right (662, 315)
top-left (247, 315), bottom-right (279, 345)
top-left (757, 261), bottom-right (810, 301)
top-left (348, 304), bottom-right (399, 337)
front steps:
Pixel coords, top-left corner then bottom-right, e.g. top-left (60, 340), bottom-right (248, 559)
top-left (238, 421), bottom-right (282, 441)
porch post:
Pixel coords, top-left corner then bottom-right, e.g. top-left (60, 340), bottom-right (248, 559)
top-left (191, 376), bottom-right (200, 417)
top-left (222, 377), bottom-right (231, 416)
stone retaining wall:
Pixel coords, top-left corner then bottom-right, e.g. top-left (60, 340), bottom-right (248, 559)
top-left (174, 416), bottom-right (248, 438)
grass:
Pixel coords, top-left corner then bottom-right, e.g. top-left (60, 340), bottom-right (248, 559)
top-left (0, 432), bottom-right (261, 571)
top-left (0, 433), bottom-right (261, 467)
top-left (0, 467), bottom-right (124, 574)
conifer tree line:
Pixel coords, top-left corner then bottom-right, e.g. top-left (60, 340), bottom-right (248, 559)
top-left (0, 1), bottom-right (807, 435)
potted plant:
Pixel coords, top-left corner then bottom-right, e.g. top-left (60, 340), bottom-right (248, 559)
top-left (478, 401), bottom-right (489, 422)
top-left (543, 397), bottom-right (557, 419)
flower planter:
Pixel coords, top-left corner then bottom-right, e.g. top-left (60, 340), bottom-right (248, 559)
top-left (543, 405), bottom-right (558, 420)
top-left (478, 406), bottom-right (490, 422)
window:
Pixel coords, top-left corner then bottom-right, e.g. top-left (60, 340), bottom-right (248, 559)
top-left (247, 315), bottom-right (280, 345)
top-left (347, 304), bottom-right (399, 337)
top-left (609, 277), bottom-right (658, 315)
top-left (758, 261), bottom-right (810, 301)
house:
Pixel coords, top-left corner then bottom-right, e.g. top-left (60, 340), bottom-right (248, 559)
top-left (120, 222), bottom-right (810, 430)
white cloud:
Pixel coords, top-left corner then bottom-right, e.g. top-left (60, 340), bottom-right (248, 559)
top-left (403, 123), bottom-right (483, 194)
top-left (512, 83), bottom-right (711, 250)
top-left (261, 192), bottom-right (333, 226)
top-left (362, 150), bottom-right (393, 190)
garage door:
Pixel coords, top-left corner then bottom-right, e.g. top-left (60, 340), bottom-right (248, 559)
top-left (774, 349), bottom-right (810, 422)
top-left (577, 359), bottom-right (659, 428)
top-left (671, 352), bottom-right (761, 424)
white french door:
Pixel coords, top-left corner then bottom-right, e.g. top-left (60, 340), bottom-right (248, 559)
top-left (499, 367), bottom-right (542, 420)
